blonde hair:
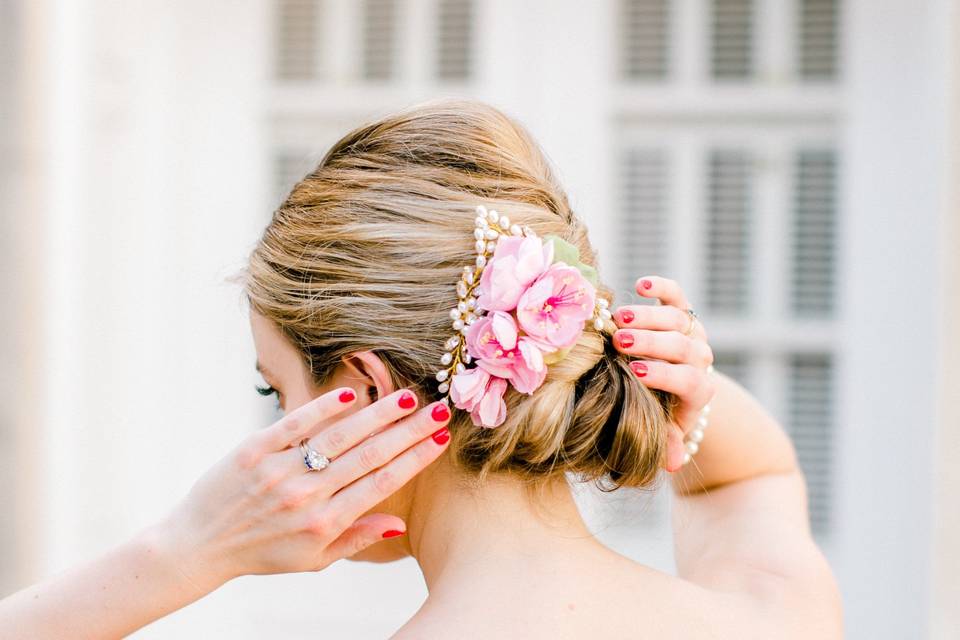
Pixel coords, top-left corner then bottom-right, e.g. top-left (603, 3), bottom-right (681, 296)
top-left (244, 98), bottom-right (676, 492)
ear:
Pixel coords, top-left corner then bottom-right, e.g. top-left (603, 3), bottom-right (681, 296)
top-left (340, 351), bottom-right (397, 405)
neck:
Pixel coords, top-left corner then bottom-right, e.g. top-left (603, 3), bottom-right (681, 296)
top-left (404, 456), bottom-right (602, 593)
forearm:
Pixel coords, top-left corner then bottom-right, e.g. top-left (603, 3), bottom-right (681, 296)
top-left (671, 371), bottom-right (799, 496)
top-left (0, 521), bottom-right (224, 640)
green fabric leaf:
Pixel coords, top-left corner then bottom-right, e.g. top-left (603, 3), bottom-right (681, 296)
top-left (544, 234), bottom-right (599, 286)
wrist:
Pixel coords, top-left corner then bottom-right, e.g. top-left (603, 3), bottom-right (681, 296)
top-left (136, 517), bottom-right (231, 600)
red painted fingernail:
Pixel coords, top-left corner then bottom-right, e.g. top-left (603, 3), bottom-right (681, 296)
top-left (431, 427), bottom-right (450, 445)
top-left (620, 309), bottom-right (635, 324)
top-left (431, 403), bottom-right (450, 422)
top-left (382, 529), bottom-right (405, 538)
top-left (398, 391), bottom-right (416, 409)
top-left (617, 331), bottom-right (634, 348)
top-left (630, 361), bottom-right (648, 377)
top-left (640, 279), bottom-right (653, 291)
top-left (339, 389), bottom-right (356, 403)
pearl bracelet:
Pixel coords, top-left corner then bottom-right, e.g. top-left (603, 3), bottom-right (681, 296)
top-left (681, 364), bottom-right (715, 466)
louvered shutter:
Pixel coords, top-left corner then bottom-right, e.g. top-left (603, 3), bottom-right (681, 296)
top-left (792, 149), bottom-right (838, 317)
top-left (275, 0), bottom-right (321, 80)
top-left (712, 351), bottom-right (750, 391)
top-left (436, 0), bottom-right (474, 81)
top-left (798, 0), bottom-right (840, 81)
top-left (619, 148), bottom-right (669, 301)
top-left (620, 0), bottom-right (670, 80)
top-left (710, 0), bottom-right (753, 80)
top-left (787, 353), bottom-right (834, 536)
top-left (362, 0), bottom-right (398, 80)
top-left (273, 150), bottom-right (316, 203)
top-left (705, 150), bottom-right (752, 315)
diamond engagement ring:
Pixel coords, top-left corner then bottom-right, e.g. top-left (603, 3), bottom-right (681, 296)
top-left (299, 438), bottom-right (330, 472)
top-left (683, 308), bottom-right (699, 336)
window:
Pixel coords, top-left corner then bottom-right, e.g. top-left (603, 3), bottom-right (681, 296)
top-left (620, 0), bottom-right (671, 81)
top-left (274, 0), bottom-right (321, 81)
top-left (710, 0), bottom-right (754, 80)
top-left (436, 0), bottom-right (474, 81)
top-left (362, 0), bottom-right (398, 80)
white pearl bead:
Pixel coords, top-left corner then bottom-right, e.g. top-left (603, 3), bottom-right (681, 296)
top-left (445, 336), bottom-right (460, 350)
top-left (464, 271), bottom-right (474, 284)
top-left (457, 301), bottom-right (468, 313)
top-left (484, 228), bottom-right (499, 240)
top-left (465, 312), bottom-right (477, 324)
top-left (697, 415), bottom-right (708, 428)
top-left (489, 209), bottom-right (500, 223)
top-left (476, 205), bottom-right (488, 217)
top-left (600, 308), bottom-right (612, 320)
top-left (475, 217), bottom-right (488, 228)
top-left (486, 240), bottom-right (497, 252)
top-left (452, 319), bottom-right (465, 330)
top-left (474, 228), bottom-right (485, 241)
top-left (456, 281), bottom-right (468, 298)
top-left (438, 382), bottom-right (450, 393)
top-left (593, 318), bottom-right (604, 330)
top-left (598, 298), bottom-right (609, 308)
top-left (449, 308), bottom-right (462, 321)
top-left (499, 215), bottom-right (510, 228)
top-left (476, 255), bottom-right (487, 267)
top-left (702, 403), bottom-right (712, 415)
top-left (685, 440), bottom-right (699, 455)
top-left (459, 324), bottom-right (470, 334)
top-left (466, 297), bottom-right (477, 309)
top-left (455, 363), bottom-right (466, 374)
top-left (690, 428), bottom-right (704, 443)
top-left (510, 224), bottom-right (522, 236)
top-left (683, 452), bottom-right (692, 464)
top-left (440, 352), bottom-right (453, 365)
top-left (475, 240), bottom-right (486, 254)
top-left (436, 370), bottom-right (449, 382)
top-left (464, 353), bottom-right (472, 364)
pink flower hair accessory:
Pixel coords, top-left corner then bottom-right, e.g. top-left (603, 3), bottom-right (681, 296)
top-left (436, 205), bottom-right (612, 428)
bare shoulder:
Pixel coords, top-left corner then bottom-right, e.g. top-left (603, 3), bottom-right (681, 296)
top-left (671, 469), bottom-right (844, 639)
top-left (389, 508), bottom-right (840, 640)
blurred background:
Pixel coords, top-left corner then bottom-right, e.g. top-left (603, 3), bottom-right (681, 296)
top-left (1, 0), bottom-right (957, 638)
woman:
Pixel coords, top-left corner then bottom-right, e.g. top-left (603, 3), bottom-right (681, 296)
top-left (0, 99), bottom-right (842, 638)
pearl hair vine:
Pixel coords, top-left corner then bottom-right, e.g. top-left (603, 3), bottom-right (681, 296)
top-left (435, 205), bottom-right (612, 428)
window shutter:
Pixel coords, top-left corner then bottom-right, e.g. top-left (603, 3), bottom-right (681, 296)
top-left (274, 0), bottom-right (321, 81)
top-left (436, 0), bottom-right (474, 81)
top-left (791, 149), bottom-right (838, 317)
top-left (619, 148), bottom-right (669, 300)
top-left (705, 149), bottom-right (752, 315)
top-left (620, 0), bottom-right (670, 80)
top-left (787, 353), bottom-right (835, 536)
top-left (362, 0), bottom-right (398, 80)
top-left (710, 0), bottom-right (754, 80)
top-left (273, 151), bottom-right (316, 203)
top-left (798, 0), bottom-right (840, 81)
top-left (713, 351), bottom-right (750, 391)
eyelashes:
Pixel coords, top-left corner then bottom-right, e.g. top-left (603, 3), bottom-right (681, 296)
top-left (255, 384), bottom-right (282, 411)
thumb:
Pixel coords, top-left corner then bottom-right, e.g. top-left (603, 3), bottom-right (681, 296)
top-left (324, 513), bottom-right (407, 561)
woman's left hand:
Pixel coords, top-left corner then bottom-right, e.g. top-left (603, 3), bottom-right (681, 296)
top-left (611, 275), bottom-right (716, 472)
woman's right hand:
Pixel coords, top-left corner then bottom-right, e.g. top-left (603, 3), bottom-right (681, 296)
top-left (148, 386), bottom-right (451, 594)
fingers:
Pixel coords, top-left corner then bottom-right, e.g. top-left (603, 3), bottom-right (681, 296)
top-left (304, 388), bottom-right (424, 461)
top-left (321, 423), bottom-right (452, 528)
top-left (321, 513), bottom-right (408, 564)
top-left (634, 275), bottom-right (690, 309)
top-left (629, 360), bottom-right (716, 410)
top-left (308, 400), bottom-right (452, 493)
top-left (245, 386), bottom-right (360, 455)
top-left (613, 328), bottom-right (714, 368)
